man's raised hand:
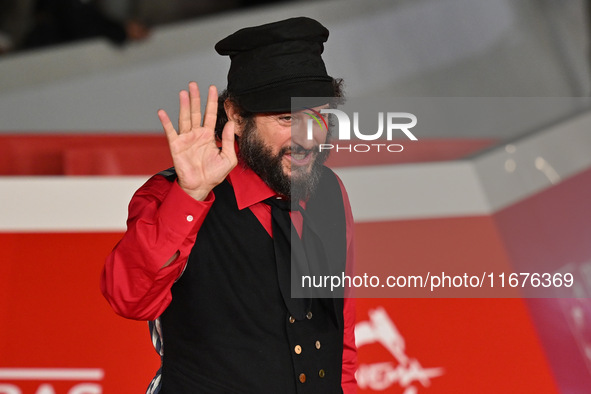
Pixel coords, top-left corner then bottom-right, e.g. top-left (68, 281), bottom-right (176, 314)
top-left (158, 82), bottom-right (237, 201)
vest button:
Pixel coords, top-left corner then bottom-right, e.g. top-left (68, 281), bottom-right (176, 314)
top-left (289, 315), bottom-right (296, 323)
top-left (294, 345), bottom-right (302, 354)
top-left (315, 340), bottom-right (321, 349)
top-left (319, 369), bottom-right (326, 378)
top-left (306, 311), bottom-right (313, 320)
top-left (299, 373), bottom-right (306, 383)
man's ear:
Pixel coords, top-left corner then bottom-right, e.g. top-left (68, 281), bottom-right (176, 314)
top-left (224, 100), bottom-right (243, 137)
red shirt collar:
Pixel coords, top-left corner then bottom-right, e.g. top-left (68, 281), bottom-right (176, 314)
top-left (227, 159), bottom-right (276, 210)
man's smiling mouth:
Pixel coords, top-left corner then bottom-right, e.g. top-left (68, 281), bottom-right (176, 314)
top-left (285, 146), bottom-right (316, 166)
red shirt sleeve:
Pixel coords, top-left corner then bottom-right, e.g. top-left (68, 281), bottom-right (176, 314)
top-left (338, 175), bottom-right (359, 393)
top-left (100, 174), bottom-right (214, 321)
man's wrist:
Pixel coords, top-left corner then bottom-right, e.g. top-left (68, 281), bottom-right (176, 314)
top-left (178, 181), bottom-right (212, 201)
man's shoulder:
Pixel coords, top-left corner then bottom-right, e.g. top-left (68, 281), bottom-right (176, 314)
top-left (156, 167), bottom-right (178, 181)
top-left (319, 165), bottom-right (344, 191)
top-left (130, 168), bottom-right (177, 200)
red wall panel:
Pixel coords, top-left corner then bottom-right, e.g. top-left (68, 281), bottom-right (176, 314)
top-left (0, 233), bottom-right (160, 394)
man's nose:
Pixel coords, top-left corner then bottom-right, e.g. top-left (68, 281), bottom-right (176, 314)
top-left (291, 122), bottom-right (317, 150)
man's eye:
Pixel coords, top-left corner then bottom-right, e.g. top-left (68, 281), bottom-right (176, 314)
top-left (279, 115), bottom-right (293, 121)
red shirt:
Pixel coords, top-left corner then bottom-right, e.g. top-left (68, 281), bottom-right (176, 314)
top-left (101, 162), bottom-right (358, 393)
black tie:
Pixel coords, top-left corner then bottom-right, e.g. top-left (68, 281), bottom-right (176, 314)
top-left (265, 197), bottom-right (318, 321)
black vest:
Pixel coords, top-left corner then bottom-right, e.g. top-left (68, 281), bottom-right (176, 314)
top-left (159, 166), bottom-right (347, 393)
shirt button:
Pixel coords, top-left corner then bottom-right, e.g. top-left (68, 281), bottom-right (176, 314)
top-left (289, 316), bottom-right (296, 323)
top-left (306, 311), bottom-right (313, 320)
top-left (299, 373), bottom-right (306, 383)
top-left (315, 340), bottom-right (321, 349)
top-left (318, 369), bottom-right (325, 378)
top-left (186, 215), bottom-right (194, 222)
top-left (294, 345), bottom-right (302, 354)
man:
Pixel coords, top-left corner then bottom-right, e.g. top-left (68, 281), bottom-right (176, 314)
top-left (101, 17), bottom-right (357, 393)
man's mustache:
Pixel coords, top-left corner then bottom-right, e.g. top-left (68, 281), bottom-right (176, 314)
top-left (280, 145), bottom-right (317, 156)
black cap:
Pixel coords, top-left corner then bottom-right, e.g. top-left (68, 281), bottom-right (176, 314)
top-left (215, 17), bottom-right (335, 113)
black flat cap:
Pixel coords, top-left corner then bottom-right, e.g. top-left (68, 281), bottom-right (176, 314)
top-left (215, 17), bottom-right (335, 112)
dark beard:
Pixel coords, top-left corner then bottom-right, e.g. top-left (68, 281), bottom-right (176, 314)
top-left (238, 119), bottom-right (329, 202)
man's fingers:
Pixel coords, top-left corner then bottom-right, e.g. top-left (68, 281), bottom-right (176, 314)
top-left (188, 82), bottom-right (202, 128)
top-left (202, 85), bottom-right (218, 131)
top-left (220, 120), bottom-right (237, 165)
top-left (158, 109), bottom-right (177, 142)
top-left (178, 90), bottom-right (191, 134)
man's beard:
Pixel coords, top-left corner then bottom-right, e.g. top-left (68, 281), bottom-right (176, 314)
top-left (238, 119), bottom-right (330, 202)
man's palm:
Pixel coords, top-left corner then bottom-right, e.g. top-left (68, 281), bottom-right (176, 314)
top-left (158, 83), bottom-right (237, 200)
